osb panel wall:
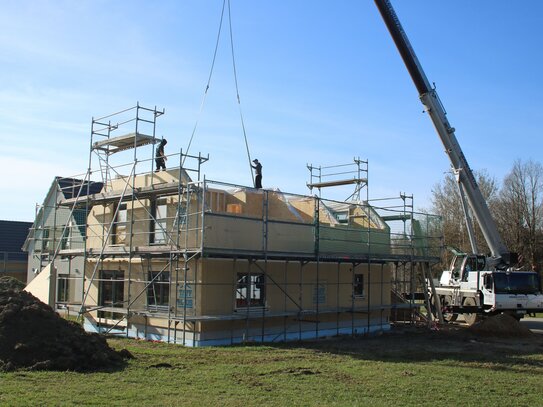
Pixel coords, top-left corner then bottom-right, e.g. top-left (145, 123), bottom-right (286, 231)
top-left (83, 259), bottom-right (176, 313)
top-left (266, 222), bottom-right (314, 254)
top-left (288, 197), bottom-right (316, 221)
top-left (266, 192), bottom-right (308, 223)
top-left (350, 206), bottom-right (372, 228)
top-left (109, 168), bottom-right (188, 190)
top-left (206, 189), bottom-right (226, 213)
top-left (203, 216), bottom-right (263, 251)
top-left (319, 225), bottom-right (391, 255)
top-left (86, 204), bottom-right (112, 249)
top-left (224, 190), bottom-right (264, 218)
top-left (86, 193), bottom-right (203, 249)
top-left (197, 259), bottom-right (391, 317)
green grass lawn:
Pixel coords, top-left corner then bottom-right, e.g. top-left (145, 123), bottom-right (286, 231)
top-left (1, 328), bottom-right (543, 406)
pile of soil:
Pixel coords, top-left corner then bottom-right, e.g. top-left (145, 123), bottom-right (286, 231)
top-left (0, 277), bottom-right (131, 372)
top-left (469, 313), bottom-right (534, 338)
top-left (0, 276), bottom-right (25, 291)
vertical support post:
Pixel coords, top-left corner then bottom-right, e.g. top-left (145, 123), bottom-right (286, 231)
top-left (182, 254), bottom-right (188, 346)
top-left (367, 264), bottom-right (371, 334)
top-left (298, 261), bottom-right (303, 341)
top-left (245, 259), bottom-right (252, 342)
top-left (283, 260), bottom-right (288, 343)
top-left (261, 190), bottom-right (269, 342)
top-left (315, 255), bottom-right (320, 339)
top-left (51, 181), bottom-right (59, 309)
top-left (336, 262), bottom-right (340, 336)
top-left (351, 263), bottom-right (356, 335)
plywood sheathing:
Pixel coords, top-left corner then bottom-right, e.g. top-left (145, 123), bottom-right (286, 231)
top-left (197, 258), bottom-right (390, 326)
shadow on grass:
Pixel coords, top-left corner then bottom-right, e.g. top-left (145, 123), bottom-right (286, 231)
top-left (235, 325), bottom-right (543, 371)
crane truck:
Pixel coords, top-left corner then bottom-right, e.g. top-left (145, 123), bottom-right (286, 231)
top-left (374, 0), bottom-right (543, 325)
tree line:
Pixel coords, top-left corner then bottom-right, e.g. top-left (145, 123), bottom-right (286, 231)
top-left (430, 159), bottom-right (543, 273)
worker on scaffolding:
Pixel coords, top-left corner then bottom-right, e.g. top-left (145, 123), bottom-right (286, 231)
top-left (251, 159), bottom-right (262, 189)
top-left (155, 139), bottom-right (167, 172)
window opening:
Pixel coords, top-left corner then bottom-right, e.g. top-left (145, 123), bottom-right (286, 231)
top-left (354, 274), bottom-right (365, 297)
top-left (236, 273), bottom-right (265, 308)
top-left (147, 271), bottom-right (170, 311)
top-left (177, 283), bottom-right (193, 309)
top-left (313, 283), bottom-right (326, 305)
top-left (61, 222), bottom-right (70, 250)
top-left (57, 276), bottom-right (70, 303)
top-left (112, 203), bottom-right (128, 245)
top-left (150, 198), bottom-right (168, 244)
top-left (335, 212), bottom-right (349, 224)
top-left (98, 269), bottom-right (125, 319)
top-left (42, 227), bottom-right (51, 252)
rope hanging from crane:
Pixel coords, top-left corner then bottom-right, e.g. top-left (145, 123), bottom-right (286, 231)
top-left (184, 0), bottom-right (255, 185)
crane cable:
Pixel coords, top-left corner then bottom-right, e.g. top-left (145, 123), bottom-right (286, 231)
top-left (183, 0), bottom-right (226, 167)
top-left (184, 0), bottom-right (255, 187)
top-left (227, 0), bottom-right (254, 185)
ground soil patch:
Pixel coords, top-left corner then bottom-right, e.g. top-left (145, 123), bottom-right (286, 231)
top-left (0, 277), bottom-right (130, 372)
top-left (469, 313), bottom-right (534, 338)
top-left (295, 321), bottom-right (543, 364)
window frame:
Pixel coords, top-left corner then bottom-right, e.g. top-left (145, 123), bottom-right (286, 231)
top-left (111, 203), bottom-right (128, 245)
top-left (313, 283), bottom-right (327, 305)
top-left (98, 269), bottom-right (125, 319)
top-left (354, 273), bottom-right (365, 298)
top-left (147, 270), bottom-right (170, 311)
top-left (42, 226), bottom-right (52, 252)
top-left (235, 272), bottom-right (266, 310)
top-left (57, 276), bottom-right (70, 303)
top-left (150, 198), bottom-right (168, 245)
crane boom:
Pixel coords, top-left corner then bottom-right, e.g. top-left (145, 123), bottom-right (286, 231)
top-left (373, 0), bottom-right (510, 264)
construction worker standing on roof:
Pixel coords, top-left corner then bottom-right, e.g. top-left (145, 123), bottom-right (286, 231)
top-left (155, 139), bottom-right (167, 172)
top-left (251, 159), bottom-right (262, 189)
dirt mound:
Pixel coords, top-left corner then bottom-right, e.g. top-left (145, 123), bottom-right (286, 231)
top-left (0, 283), bottom-right (130, 372)
top-left (469, 313), bottom-right (533, 338)
top-left (0, 276), bottom-right (26, 291)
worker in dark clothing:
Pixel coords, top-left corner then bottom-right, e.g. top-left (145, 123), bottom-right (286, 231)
top-left (252, 158), bottom-right (262, 189)
top-left (155, 139), bottom-right (167, 172)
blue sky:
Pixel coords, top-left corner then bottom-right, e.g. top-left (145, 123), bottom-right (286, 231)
top-left (1, 1), bottom-right (542, 221)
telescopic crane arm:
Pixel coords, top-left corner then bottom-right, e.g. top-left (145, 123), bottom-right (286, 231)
top-left (373, 0), bottom-right (510, 265)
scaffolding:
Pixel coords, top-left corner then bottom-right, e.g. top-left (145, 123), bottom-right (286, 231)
top-left (31, 105), bottom-right (443, 346)
top-left (307, 158), bottom-right (368, 202)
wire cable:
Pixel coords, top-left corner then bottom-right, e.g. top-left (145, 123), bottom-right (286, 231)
top-left (184, 0), bottom-right (255, 187)
top-left (183, 0), bottom-right (227, 167)
top-left (227, 0), bottom-right (254, 185)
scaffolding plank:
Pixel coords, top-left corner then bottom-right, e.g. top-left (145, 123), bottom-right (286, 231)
top-left (307, 177), bottom-right (367, 189)
top-left (92, 132), bottom-right (156, 154)
top-left (381, 214), bottom-right (411, 221)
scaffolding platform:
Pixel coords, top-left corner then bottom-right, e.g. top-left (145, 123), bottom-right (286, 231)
top-left (307, 177), bottom-right (368, 189)
top-left (92, 132), bottom-right (156, 154)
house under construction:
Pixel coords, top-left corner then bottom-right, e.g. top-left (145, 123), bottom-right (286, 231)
top-left (25, 104), bottom-right (443, 346)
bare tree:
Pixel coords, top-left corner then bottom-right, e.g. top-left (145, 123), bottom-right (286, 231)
top-left (430, 169), bottom-right (499, 267)
top-left (496, 159), bottom-right (543, 271)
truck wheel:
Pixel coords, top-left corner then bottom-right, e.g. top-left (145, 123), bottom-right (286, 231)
top-left (462, 297), bottom-right (481, 326)
top-left (442, 295), bottom-right (457, 322)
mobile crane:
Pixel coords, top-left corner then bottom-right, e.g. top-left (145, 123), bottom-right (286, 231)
top-left (374, 0), bottom-right (543, 324)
